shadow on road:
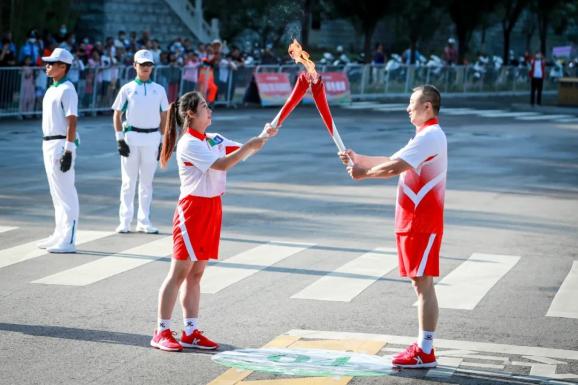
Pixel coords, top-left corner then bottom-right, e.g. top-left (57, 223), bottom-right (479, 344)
top-left (0, 322), bottom-right (151, 347)
top-left (0, 322), bottom-right (240, 355)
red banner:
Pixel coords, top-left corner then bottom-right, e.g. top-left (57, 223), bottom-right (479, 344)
top-left (254, 73), bottom-right (293, 106)
top-left (303, 72), bottom-right (351, 105)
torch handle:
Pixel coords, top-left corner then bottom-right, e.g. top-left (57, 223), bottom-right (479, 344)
top-left (270, 111), bottom-right (282, 129)
top-left (330, 122), bottom-right (353, 166)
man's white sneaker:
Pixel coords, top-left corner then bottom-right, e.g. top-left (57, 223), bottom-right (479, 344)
top-left (46, 243), bottom-right (76, 253)
top-left (136, 224), bottom-right (159, 234)
top-left (37, 235), bottom-right (58, 249)
top-left (116, 224), bottom-right (130, 233)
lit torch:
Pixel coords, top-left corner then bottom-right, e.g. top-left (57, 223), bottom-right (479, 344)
top-left (267, 39), bottom-right (316, 130)
top-left (289, 39), bottom-right (350, 163)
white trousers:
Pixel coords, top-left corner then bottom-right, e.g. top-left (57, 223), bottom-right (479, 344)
top-left (42, 140), bottom-right (79, 245)
top-left (119, 144), bottom-right (159, 227)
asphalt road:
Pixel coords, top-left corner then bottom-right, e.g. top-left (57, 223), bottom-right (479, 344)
top-left (0, 99), bottom-right (577, 385)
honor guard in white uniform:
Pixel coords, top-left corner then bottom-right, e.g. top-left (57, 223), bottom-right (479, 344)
top-left (37, 48), bottom-right (80, 253)
top-left (112, 50), bottom-right (169, 233)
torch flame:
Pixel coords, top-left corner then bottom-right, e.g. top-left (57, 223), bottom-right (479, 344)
top-left (288, 39), bottom-right (318, 83)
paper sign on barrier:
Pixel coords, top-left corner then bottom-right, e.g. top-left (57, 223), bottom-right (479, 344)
top-left (254, 73), bottom-right (293, 107)
top-left (303, 72), bottom-right (351, 105)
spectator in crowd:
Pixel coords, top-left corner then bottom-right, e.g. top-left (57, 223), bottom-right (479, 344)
top-left (41, 30), bottom-right (54, 51)
top-left (371, 42), bottom-right (386, 84)
top-left (443, 38), bottom-right (458, 65)
top-left (228, 45), bottom-right (244, 67)
top-left (0, 32), bottom-right (20, 110)
top-left (34, 58), bottom-right (48, 112)
top-left (523, 51), bottom-right (531, 66)
top-left (19, 55), bottom-right (36, 114)
top-left (19, 30), bottom-right (41, 65)
top-left (59, 33), bottom-right (76, 52)
top-left (182, 51), bottom-right (200, 92)
top-left (80, 37), bottom-right (93, 57)
top-left (87, 49), bottom-right (102, 106)
top-left (159, 51), bottom-right (169, 65)
top-left (137, 31), bottom-right (150, 48)
top-left (41, 40), bottom-right (56, 66)
top-left (197, 43), bottom-right (208, 60)
top-left (70, 48), bottom-right (87, 106)
top-left (115, 31), bottom-right (129, 50)
top-left (68, 48), bottom-right (85, 88)
top-left (150, 39), bottom-right (162, 64)
top-left (260, 43), bottom-right (278, 65)
top-left (183, 38), bottom-right (194, 54)
top-left (402, 46), bottom-right (423, 65)
top-left (166, 52), bottom-right (182, 101)
top-left (57, 24), bottom-right (68, 43)
top-left (372, 43), bottom-right (385, 65)
top-left (100, 43), bottom-right (117, 106)
top-left (529, 51), bottom-right (545, 106)
top-left (1, 33), bottom-right (17, 66)
top-left (128, 31), bottom-right (138, 52)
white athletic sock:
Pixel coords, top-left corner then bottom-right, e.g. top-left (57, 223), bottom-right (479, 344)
top-left (158, 319), bottom-right (171, 332)
top-left (418, 330), bottom-right (435, 354)
top-left (184, 318), bottom-right (198, 336)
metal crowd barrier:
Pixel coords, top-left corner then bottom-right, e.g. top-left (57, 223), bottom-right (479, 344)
top-left (0, 63), bottom-right (565, 117)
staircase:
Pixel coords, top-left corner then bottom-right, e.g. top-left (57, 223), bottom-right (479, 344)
top-left (164, 0), bottom-right (219, 43)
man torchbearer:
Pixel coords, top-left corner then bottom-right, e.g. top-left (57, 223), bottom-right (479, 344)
top-left (340, 85), bottom-right (447, 369)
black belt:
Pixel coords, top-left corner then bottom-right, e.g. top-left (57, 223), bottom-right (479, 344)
top-left (130, 127), bottom-right (159, 133)
top-left (43, 135), bottom-right (67, 141)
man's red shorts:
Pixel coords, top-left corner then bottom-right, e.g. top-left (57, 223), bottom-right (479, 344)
top-left (396, 232), bottom-right (442, 277)
top-left (173, 195), bottom-right (222, 261)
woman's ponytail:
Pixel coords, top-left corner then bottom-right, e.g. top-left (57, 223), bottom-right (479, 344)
top-left (160, 99), bottom-right (180, 168)
top-left (159, 91), bottom-right (203, 168)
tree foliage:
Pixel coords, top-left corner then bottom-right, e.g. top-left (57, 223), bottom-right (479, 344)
top-left (323, 0), bottom-right (393, 63)
top-left (205, 0), bottom-right (302, 48)
top-left (497, 0), bottom-right (531, 64)
top-left (445, 0), bottom-right (500, 64)
top-left (392, 0), bottom-right (444, 64)
top-left (1, 0), bottom-right (77, 43)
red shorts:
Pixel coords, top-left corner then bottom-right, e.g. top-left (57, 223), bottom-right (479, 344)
top-left (396, 232), bottom-right (442, 277)
top-left (173, 195), bottom-right (222, 261)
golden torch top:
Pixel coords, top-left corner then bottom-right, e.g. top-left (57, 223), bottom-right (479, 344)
top-left (288, 39), bottom-right (319, 83)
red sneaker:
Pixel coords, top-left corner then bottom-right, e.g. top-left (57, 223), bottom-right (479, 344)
top-left (180, 329), bottom-right (219, 350)
top-left (150, 329), bottom-right (183, 352)
top-left (392, 343), bottom-right (437, 368)
top-left (392, 342), bottom-right (418, 360)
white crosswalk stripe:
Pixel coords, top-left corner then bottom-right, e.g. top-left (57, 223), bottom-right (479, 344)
top-left (438, 108), bottom-right (480, 115)
top-left (427, 253), bottom-right (520, 310)
top-left (546, 261), bottom-right (578, 319)
top-left (3, 229), bottom-right (578, 319)
top-left (0, 226), bottom-right (18, 234)
top-left (0, 230), bottom-right (112, 269)
top-left (515, 114), bottom-right (575, 121)
top-left (340, 101), bottom-right (385, 110)
top-left (201, 241), bottom-right (314, 294)
top-left (341, 102), bottom-right (577, 123)
top-left (291, 247), bottom-right (398, 302)
top-left (554, 117), bottom-right (578, 123)
top-left (372, 104), bottom-right (407, 112)
top-left (474, 111), bottom-right (539, 118)
top-left (32, 236), bottom-right (173, 286)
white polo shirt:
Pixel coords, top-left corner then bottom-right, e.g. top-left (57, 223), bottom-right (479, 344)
top-left (111, 78), bottom-right (169, 146)
top-left (42, 78), bottom-right (78, 137)
top-left (177, 128), bottom-right (241, 199)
